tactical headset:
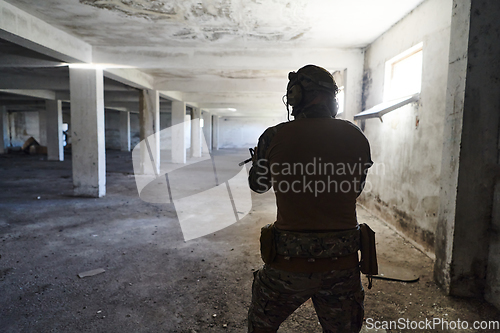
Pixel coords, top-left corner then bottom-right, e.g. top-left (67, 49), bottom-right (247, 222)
top-left (286, 65), bottom-right (335, 106)
top-left (286, 65), bottom-right (336, 108)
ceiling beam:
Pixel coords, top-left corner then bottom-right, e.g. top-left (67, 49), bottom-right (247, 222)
top-left (94, 46), bottom-right (363, 70)
top-left (0, 72), bottom-right (69, 90)
top-left (182, 91), bottom-right (283, 105)
top-left (155, 78), bottom-right (287, 93)
top-left (103, 68), bottom-right (154, 91)
top-left (0, 54), bottom-right (66, 68)
top-left (104, 101), bottom-right (171, 111)
top-left (0, 89), bottom-right (56, 100)
top-left (0, 0), bottom-right (92, 63)
top-left (0, 100), bottom-right (45, 107)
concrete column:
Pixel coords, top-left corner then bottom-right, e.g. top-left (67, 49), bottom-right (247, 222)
top-left (46, 100), bottom-right (64, 161)
top-left (38, 109), bottom-right (47, 146)
top-left (202, 110), bottom-right (212, 154)
top-left (139, 90), bottom-right (160, 172)
top-left (69, 67), bottom-right (106, 197)
top-left (344, 64), bottom-right (363, 122)
top-left (212, 115), bottom-right (219, 150)
top-left (171, 101), bottom-right (186, 164)
top-left (0, 106), bottom-right (7, 154)
top-left (120, 111), bottom-right (131, 152)
top-left (435, 0), bottom-right (500, 302)
top-left (191, 107), bottom-right (202, 158)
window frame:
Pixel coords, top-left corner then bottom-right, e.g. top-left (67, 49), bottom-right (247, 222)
top-left (383, 42), bottom-right (423, 102)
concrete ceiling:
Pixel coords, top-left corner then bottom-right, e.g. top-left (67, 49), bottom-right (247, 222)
top-left (1, 0), bottom-right (426, 116)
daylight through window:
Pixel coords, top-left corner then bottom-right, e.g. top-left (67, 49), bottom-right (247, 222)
top-left (384, 43), bottom-right (423, 101)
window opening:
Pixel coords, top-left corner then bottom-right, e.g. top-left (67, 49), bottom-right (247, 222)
top-left (384, 42), bottom-right (423, 101)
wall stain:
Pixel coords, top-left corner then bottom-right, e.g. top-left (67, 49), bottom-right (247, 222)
top-left (361, 193), bottom-right (435, 252)
top-left (361, 69), bottom-right (372, 111)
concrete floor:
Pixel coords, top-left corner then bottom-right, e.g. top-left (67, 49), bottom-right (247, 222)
top-left (1, 149), bottom-right (499, 332)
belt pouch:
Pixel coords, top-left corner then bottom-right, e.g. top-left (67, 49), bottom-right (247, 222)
top-left (359, 223), bottom-right (378, 276)
top-left (260, 223), bottom-right (276, 264)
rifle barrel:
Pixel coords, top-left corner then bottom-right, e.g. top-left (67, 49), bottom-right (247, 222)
top-left (238, 157), bottom-right (252, 167)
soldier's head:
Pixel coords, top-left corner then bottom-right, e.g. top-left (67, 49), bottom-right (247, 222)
top-left (286, 64), bottom-right (339, 118)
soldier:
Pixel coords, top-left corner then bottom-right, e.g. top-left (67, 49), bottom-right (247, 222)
top-left (247, 64), bottom-right (372, 333)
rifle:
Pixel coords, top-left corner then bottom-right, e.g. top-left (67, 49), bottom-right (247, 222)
top-left (238, 148), bottom-right (255, 166)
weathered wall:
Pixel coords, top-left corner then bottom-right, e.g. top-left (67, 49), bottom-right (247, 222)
top-left (446, 0), bottom-right (500, 306)
top-left (358, 0), bottom-right (453, 254)
top-left (433, 0), bottom-right (500, 306)
top-left (8, 111), bottom-right (40, 147)
top-left (218, 116), bottom-right (284, 149)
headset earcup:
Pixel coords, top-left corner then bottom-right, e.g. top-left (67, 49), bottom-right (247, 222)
top-left (332, 98), bottom-right (338, 118)
top-left (287, 85), bottom-right (302, 106)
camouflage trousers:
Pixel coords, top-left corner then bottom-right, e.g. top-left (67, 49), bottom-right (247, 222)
top-left (248, 265), bottom-right (364, 333)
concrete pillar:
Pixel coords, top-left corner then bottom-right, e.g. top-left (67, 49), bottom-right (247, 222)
top-left (212, 115), bottom-right (219, 150)
top-left (191, 107), bottom-right (202, 158)
top-left (120, 111), bottom-right (131, 152)
top-left (171, 101), bottom-right (186, 164)
top-left (202, 110), bottom-right (212, 154)
top-left (139, 90), bottom-right (160, 172)
top-left (38, 109), bottom-right (47, 146)
top-left (69, 67), bottom-right (106, 197)
top-left (435, 0), bottom-right (500, 301)
top-left (46, 100), bottom-right (64, 161)
top-left (0, 106), bottom-right (7, 154)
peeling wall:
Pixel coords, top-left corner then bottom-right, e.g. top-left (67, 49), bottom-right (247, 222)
top-left (218, 116), bottom-right (283, 149)
top-left (358, 0), bottom-right (453, 254)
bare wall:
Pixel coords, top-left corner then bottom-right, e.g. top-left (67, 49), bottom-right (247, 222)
top-left (218, 116), bottom-right (284, 149)
top-left (358, 0), bottom-right (453, 253)
top-left (106, 111), bottom-right (151, 151)
top-left (7, 111), bottom-right (40, 147)
top-left (105, 110), bottom-right (120, 150)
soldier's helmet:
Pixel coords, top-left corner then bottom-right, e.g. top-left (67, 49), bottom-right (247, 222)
top-left (287, 65), bottom-right (338, 107)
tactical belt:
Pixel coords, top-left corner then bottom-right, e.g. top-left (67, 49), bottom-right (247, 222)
top-left (262, 226), bottom-right (361, 273)
top-left (274, 226), bottom-right (360, 258)
top-left (269, 252), bottom-right (359, 273)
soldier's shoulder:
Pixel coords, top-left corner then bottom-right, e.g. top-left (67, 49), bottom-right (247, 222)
top-left (334, 119), bottom-right (367, 137)
top-left (259, 121), bottom-right (289, 141)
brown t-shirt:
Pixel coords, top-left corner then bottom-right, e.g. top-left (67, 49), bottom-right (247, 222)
top-left (249, 116), bottom-right (372, 232)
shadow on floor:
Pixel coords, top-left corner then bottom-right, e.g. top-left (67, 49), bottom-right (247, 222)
top-left (0, 150), bottom-right (498, 332)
